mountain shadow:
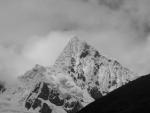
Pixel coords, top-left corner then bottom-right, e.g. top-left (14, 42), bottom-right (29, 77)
top-left (78, 74), bottom-right (150, 113)
top-left (0, 81), bottom-right (5, 93)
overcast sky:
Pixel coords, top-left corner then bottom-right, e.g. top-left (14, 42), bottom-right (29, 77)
top-left (0, 0), bottom-right (150, 83)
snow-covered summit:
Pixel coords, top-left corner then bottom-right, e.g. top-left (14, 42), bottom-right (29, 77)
top-left (0, 37), bottom-right (139, 113)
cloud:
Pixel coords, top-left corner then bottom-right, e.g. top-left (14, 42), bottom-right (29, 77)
top-left (1, 0), bottom-right (150, 83)
top-left (0, 0), bottom-right (149, 43)
top-left (22, 31), bottom-right (72, 66)
top-left (0, 31), bottom-right (73, 84)
top-left (97, 0), bottom-right (124, 10)
top-left (125, 36), bottom-right (150, 75)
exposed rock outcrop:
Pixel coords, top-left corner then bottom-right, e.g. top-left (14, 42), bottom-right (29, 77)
top-left (0, 37), bottom-right (139, 113)
top-left (25, 82), bottom-right (83, 113)
top-left (54, 37), bottom-right (138, 96)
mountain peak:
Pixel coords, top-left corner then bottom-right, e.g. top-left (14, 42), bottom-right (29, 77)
top-left (69, 36), bottom-right (80, 44)
top-left (53, 37), bottom-right (84, 68)
top-left (0, 36), bottom-right (139, 113)
top-left (53, 36), bottom-right (138, 95)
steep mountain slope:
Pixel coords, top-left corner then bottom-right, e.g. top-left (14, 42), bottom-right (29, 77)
top-left (0, 37), bottom-right (139, 113)
top-left (78, 74), bottom-right (150, 113)
top-left (54, 37), bottom-right (138, 96)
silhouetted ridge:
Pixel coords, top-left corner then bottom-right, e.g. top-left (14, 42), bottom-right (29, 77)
top-left (78, 74), bottom-right (150, 113)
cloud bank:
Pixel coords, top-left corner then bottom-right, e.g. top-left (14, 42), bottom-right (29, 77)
top-left (0, 32), bottom-right (72, 83)
top-left (0, 0), bottom-right (150, 83)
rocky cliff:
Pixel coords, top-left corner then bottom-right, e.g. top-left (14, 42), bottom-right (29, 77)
top-left (78, 74), bottom-right (150, 113)
top-left (0, 37), bottom-right (139, 113)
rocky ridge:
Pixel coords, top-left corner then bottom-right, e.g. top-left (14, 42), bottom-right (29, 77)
top-left (0, 37), bottom-right (139, 113)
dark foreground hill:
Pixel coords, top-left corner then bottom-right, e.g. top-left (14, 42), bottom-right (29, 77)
top-left (78, 74), bottom-right (150, 113)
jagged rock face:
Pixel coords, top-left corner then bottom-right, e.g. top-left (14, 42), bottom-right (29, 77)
top-left (8, 37), bottom-right (138, 113)
top-left (25, 82), bottom-right (83, 113)
top-left (18, 64), bottom-right (47, 90)
top-left (54, 37), bottom-right (138, 96)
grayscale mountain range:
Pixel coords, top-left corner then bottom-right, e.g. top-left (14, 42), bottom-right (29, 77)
top-left (0, 37), bottom-right (139, 113)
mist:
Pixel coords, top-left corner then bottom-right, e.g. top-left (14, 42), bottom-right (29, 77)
top-left (0, 0), bottom-right (150, 83)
